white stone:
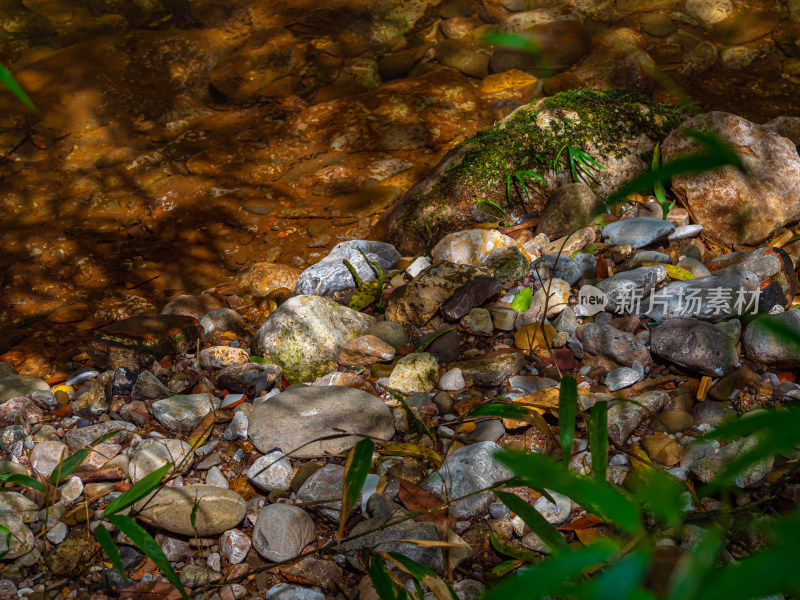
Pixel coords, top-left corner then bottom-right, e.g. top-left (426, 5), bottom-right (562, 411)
top-left (431, 229), bottom-right (530, 266)
top-left (247, 451), bottom-right (294, 492)
top-left (438, 368), bottom-right (466, 392)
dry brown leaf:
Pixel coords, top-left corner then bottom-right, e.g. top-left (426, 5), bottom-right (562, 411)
top-left (559, 514), bottom-right (604, 530)
top-left (118, 581), bottom-right (182, 600)
top-left (396, 478), bottom-right (454, 528)
top-left (642, 433), bottom-right (682, 466)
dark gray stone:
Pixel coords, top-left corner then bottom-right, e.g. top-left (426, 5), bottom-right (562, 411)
top-left (743, 310), bottom-right (800, 367)
top-left (651, 318), bottom-right (738, 376)
top-left (441, 276), bottom-right (502, 321)
top-left (602, 217), bottom-right (675, 248)
top-left (576, 323), bottom-right (649, 366)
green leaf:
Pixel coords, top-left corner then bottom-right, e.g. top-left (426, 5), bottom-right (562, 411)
top-left (493, 559), bottom-right (525, 577)
top-left (666, 526), bottom-right (724, 600)
top-left (249, 355), bottom-right (270, 363)
top-left (490, 531), bottom-right (540, 562)
top-left (107, 514), bottom-right (188, 600)
top-left (93, 523), bottom-right (125, 575)
top-left (383, 552), bottom-right (458, 600)
top-left (0, 63), bottom-right (38, 113)
top-left (370, 555), bottom-right (400, 600)
top-left (627, 468), bottom-right (686, 527)
top-left (338, 438), bottom-right (374, 542)
top-left (497, 449), bottom-right (644, 535)
top-left (480, 541), bottom-right (619, 600)
top-left (588, 401), bottom-right (608, 484)
top-left (510, 288), bottom-right (532, 312)
top-left (0, 524), bottom-right (11, 560)
top-left (571, 549), bottom-right (652, 600)
top-left (0, 472), bottom-right (45, 492)
top-left (104, 462), bottom-right (172, 517)
top-left (496, 491), bottom-right (569, 554)
top-left (49, 429), bottom-right (122, 485)
top-left (559, 376), bottom-right (578, 469)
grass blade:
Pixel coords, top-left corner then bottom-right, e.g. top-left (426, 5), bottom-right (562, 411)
top-left (107, 514), bottom-right (188, 600)
top-left (370, 555), bottom-right (400, 600)
top-left (559, 376), bottom-right (578, 469)
top-left (0, 472), bottom-right (45, 493)
top-left (338, 438), bottom-right (374, 543)
top-left (588, 401), bottom-right (608, 484)
top-left (0, 63), bottom-right (38, 112)
top-left (93, 523), bottom-right (125, 575)
top-left (104, 462), bottom-right (172, 517)
top-left (496, 490), bottom-right (568, 554)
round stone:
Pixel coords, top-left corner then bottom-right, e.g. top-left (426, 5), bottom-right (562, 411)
top-left (133, 485), bottom-right (246, 536)
top-left (247, 451), bottom-right (294, 492)
top-left (252, 504), bottom-right (315, 562)
top-left (129, 438), bottom-right (193, 483)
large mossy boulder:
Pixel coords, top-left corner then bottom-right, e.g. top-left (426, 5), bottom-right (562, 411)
top-left (376, 89), bottom-right (683, 254)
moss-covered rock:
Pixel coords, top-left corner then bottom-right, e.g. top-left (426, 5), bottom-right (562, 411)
top-left (377, 89), bottom-right (684, 254)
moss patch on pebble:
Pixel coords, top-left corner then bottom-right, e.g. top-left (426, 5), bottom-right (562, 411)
top-left (393, 89), bottom-right (685, 248)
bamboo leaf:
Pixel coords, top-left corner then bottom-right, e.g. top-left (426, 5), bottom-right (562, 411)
top-left (107, 514), bottom-right (188, 600)
top-left (627, 468), bottom-right (686, 527)
top-left (0, 472), bottom-right (45, 492)
top-left (382, 552), bottom-right (458, 600)
top-left (50, 429), bottom-right (122, 485)
top-left (104, 462), bottom-right (172, 517)
top-left (378, 443), bottom-right (442, 468)
top-left (496, 491), bottom-right (569, 554)
top-left (338, 438), bottom-right (374, 543)
top-left (93, 523), bottom-right (125, 575)
top-left (559, 376), bottom-right (578, 469)
top-left (588, 401), bottom-right (608, 484)
top-left (0, 63), bottom-right (38, 112)
top-left (370, 555), bottom-right (401, 600)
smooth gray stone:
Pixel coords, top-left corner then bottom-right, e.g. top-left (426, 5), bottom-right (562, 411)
top-left (602, 217), bottom-right (675, 248)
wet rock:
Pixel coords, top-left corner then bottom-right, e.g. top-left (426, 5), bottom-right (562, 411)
top-left (434, 39), bottom-right (492, 78)
top-left (134, 485), bottom-right (246, 536)
top-left (131, 370), bottom-right (170, 401)
top-left (386, 262), bottom-right (488, 327)
top-left (432, 229), bottom-right (528, 266)
top-left (462, 308), bottom-right (493, 336)
top-left (339, 335), bottom-right (396, 368)
top-left (536, 183), bottom-right (601, 236)
top-left (577, 323), bottom-right (649, 366)
top-left (296, 464), bottom-right (345, 522)
top-left (88, 314), bottom-right (202, 370)
top-left (685, 0), bottom-right (733, 27)
top-left (161, 295), bottom-right (223, 319)
top-left (482, 246), bottom-right (530, 284)
top-left (247, 451), bottom-right (293, 492)
top-left (237, 263), bottom-right (302, 297)
top-left (449, 353), bottom-right (526, 385)
top-left (0, 374), bottom-right (49, 405)
top-left (386, 353), bottom-right (439, 394)
top-left (200, 308), bottom-right (246, 338)
top-left (248, 386), bottom-right (394, 459)
top-left (489, 21), bottom-right (591, 77)
top-left (251, 295), bottom-right (375, 382)
top-left (743, 310), bottom-right (800, 367)
top-left (651, 318), bottom-right (738, 376)
top-left (152, 394), bottom-right (214, 433)
top-left (253, 503), bottom-right (315, 562)
top-left (367, 320), bottom-right (409, 349)
top-left (640, 12), bottom-right (676, 37)
top-left (662, 112), bottom-right (800, 246)
top-left (129, 438), bottom-right (193, 483)
top-left (607, 391), bottom-right (670, 444)
top-left (199, 346), bottom-right (249, 369)
top-left (441, 276), bottom-right (502, 321)
top-left (677, 257), bottom-right (712, 278)
top-left (344, 519), bottom-right (445, 575)
top-left (423, 441), bottom-right (513, 519)
top-left (602, 217), bottom-right (675, 248)
top-left (295, 241), bottom-right (400, 296)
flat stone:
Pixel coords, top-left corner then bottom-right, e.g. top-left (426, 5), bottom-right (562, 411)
top-left (295, 240), bottom-right (400, 296)
top-left (251, 295), bottom-right (375, 382)
top-left (152, 394), bottom-right (214, 433)
top-left (602, 217), bottom-right (675, 248)
top-left (134, 485), bottom-right (246, 536)
top-left (449, 353), bottom-right (526, 385)
top-left (605, 367), bottom-right (640, 391)
top-left (180, 565), bottom-right (220, 589)
top-left (577, 323), bottom-right (649, 366)
top-left (63, 421), bottom-right (136, 449)
top-left (248, 386), bottom-right (394, 459)
top-left (129, 438), bottom-right (193, 483)
top-left (88, 314), bottom-right (202, 370)
top-left (253, 503), bottom-right (315, 562)
top-left (423, 441), bottom-right (513, 519)
top-left (338, 335), bottom-right (396, 368)
top-left (651, 318), bottom-right (738, 376)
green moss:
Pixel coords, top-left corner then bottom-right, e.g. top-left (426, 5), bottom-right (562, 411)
top-left (399, 88), bottom-right (684, 243)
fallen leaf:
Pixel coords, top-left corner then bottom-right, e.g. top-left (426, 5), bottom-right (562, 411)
top-left (118, 581), bottom-right (182, 600)
top-left (396, 478), bottom-right (453, 528)
top-left (642, 433), bottom-right (682, 466)
top-left (559, 514), bottom-right (604, 530)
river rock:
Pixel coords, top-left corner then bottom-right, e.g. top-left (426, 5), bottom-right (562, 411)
top-left (247, 451), bottom-right (294, 492)
top-left (689, 432), bottom-right (773, 488)
top-left (338, 335), bottom-right (396, 368)
top-left (661, 112), bottom-right (800, 246)
top-left (706, 247), bottom-right (796, 310)
top-left (134, 485), bottom-right (246, 536)
top-left (0, 374), bottom-right (49, 405)
top-left (237, 262), bottom-right (302, 297)
top-left (441, 276), bottom-right (502, 321)
top-left (343, 519), bottom-right (445, 575)
top-left (266, 584), bottom-right (325, 600)
top-left (602, 217), bottom-right (675, 248)
top-left (198, 346), bottom-right (249, 369)
top-left (253, 503), bottom-right (315, 562)
top-left (596, 266), bottom-right (666, 314)
top-left (536, 182), bottom-right (601, 236)
top-left (386, 353), bottom-right (439, 393)
top-left (152, 394), bottom-right (214, 433)
top-left (295, 240), bottom-right (400, 296)
top-left (576, 323), bottom-right (649, 366)
top-left (448, 353), bottom-right (526, 385)
top-left (64, 421), bottom-right (136, 449)
top-left (530, 254), bottom-right (588, 286)
top-left (251, 295), bottom-right (375, 382)
top-left (434, 39), bottom-right (492, 79)
top-left (385, 262), bottom-right (488, 327)
top-left (743, 310), bottom-right (800, 367)
top-left (462, 308), bottom-right (493, 336)
top-left (489, 21), bottom-right (591, 77)
top-left (423, 441), bottom-right (513, 519)
top-left (534, 491), bottom-right (571, 525)
top-left (131, 370), bottom-right (170, 401)
top-left (367, 320), bottom-right (409, 349)
top-left (30, 440), bottom-right (67, 479)
top-left (481, 246), bottom-right (530, 284)
top-left (248, 386), bottom-right (394, 458)
top-left (0, 513), bottom-right (34, 559)
top-left (129, 438), bottom-right (193, 483)
top-left (651, 318), bottom-right (738, 376)
top-left (607, 391), bottom-right (670, 444)
top-left (432, 229), bottom-right (527, 266)
top-left (221, 529), bottom-right (251, 565)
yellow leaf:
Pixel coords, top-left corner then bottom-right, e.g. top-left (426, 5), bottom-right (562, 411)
top-left (187, 410), bottom-right (215, 449)
top-left (514, 322), bottom-right (556, 351)
top-left (379, 443), bottom-right (443, 467)
top-left (642, 262), bottom-right (694, 281)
